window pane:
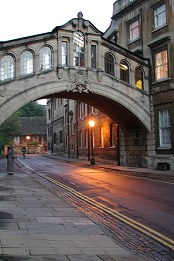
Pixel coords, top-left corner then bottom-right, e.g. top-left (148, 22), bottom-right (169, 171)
top-left (62, 42), bottom-right (68, 66)
top-left (21, 51), bottom-right (33, 75)
top-left (39, 47), bottom-right (51, 70)
top-left (159, 109), bottom-right (171, 146)
top-left (91, 45), bottom-right (96, 68)
top-left (155, 49), bottom-right (168, 80)
top-left (0, 55), bottom-right (14, 80)
top-left (120, 61), bottom-right (129, 83)
top-left (105, 53), bottom-right (114, 76)
top-left (154, 4), bottom-right (166, 28)
top-left (135, 68), bottom-right (143, 89)
top-left (73, 31), bottom-right (85, 67)
top-left (129, 19), bottom-right (140, 41)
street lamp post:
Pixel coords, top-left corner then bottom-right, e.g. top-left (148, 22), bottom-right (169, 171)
top-left (26, 136), bottom-right (30, 154)
top-left (89, 120), bottom-right (95, 165)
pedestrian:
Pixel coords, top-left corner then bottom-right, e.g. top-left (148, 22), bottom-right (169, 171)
top-left (21, 146), bottom-right (26, 158)
top-left (6, 144), bottom-right (15, 175)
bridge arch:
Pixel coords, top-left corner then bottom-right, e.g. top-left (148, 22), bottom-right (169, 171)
top-left (0, 14), bottom-right (153, 168)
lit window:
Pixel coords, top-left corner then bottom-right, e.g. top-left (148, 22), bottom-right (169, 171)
top-left (73, 31), bottom-right (85, 67)
top-left (155, 49), bottom-right (168, 80)
top-left (104, 53), bottom-right (114, 76)
top-left (135, 67), bottom-right (143, 90)
top-left (21, 51), bottom-right (33, 75)
top-left (120, 60), bottom-right (129, 83)
top-left (62, 42), bottom-right (68, 66)
top-left (129, 19), bottom-right (140, 41)
top-left (39, 47), bottom-right (51, 70)
top-left (159, 109), bottom-right (171, 147)
top-left (0, 55), bottom-right (14, 80)
top-left (154, 4), bottom-right (166, 28)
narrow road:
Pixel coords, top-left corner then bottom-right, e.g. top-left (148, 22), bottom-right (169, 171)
top-left (18, 154), bottom-right (174, 241)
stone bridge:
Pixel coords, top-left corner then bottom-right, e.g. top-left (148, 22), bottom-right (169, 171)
top-left (0, 13), bottom-right (151, 133)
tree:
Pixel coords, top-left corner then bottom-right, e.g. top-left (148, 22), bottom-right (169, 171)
top-left (0, 102), bottom-right (46, 154)
top-left (17, 101), bottom-right (46, 117)
top-left (0, 113), bottom-right (20, 146)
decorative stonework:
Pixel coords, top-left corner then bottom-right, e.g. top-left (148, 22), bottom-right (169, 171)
top-left (67, 70), bottom-right (94, 93)
top-left (0, 87), bottom-right (6, 97)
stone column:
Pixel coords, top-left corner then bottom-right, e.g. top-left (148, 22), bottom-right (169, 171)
top-left (86, 39), bottom-right (91, 68)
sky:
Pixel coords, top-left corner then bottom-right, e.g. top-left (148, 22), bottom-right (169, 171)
top-left (0, 0), bottom-right (114, 105)
top-left (0, 0), bottom-right (114, 41)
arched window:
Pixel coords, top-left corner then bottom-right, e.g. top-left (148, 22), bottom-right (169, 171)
top-left (104, 53), bottom-right (114, 76)
top-left (120, 60), bottom-right (129, 83)
top-left (135, 67), bottom-right (143, 90)
top-left (73, 31), bottom-right (85, 67)
top-left (0, 55), bottom-right (14, 81)
top-left (20, 51), bottom-right (33, 75)
top-left (39, 46), bottom-right (52, 70)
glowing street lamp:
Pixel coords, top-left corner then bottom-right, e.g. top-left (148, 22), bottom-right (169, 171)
top-left (26, 136), bottom-right (30, 154)
top-left (89, 120), bottom-right (95, 165)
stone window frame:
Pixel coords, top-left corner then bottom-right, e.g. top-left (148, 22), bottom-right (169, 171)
top-left (39, 46), bottom-right (52, 71)
top-left (0, 54), bottom-right (15, 81)
top-left (104, 52), bottom-right (115, 76)
top-left (153, 2), bottom-right (167, 30)
top-left (73, 31), bottom-right (85, 67)
top-left (62, 41), bottom-right (68, 67)
top-left (158, 109), bottom-right (171, 148)
top-left (135, 66), bottom-right (144, 90)
top-left (127, 16), bottom-right (140, 43)
top-left (20, 50), bottom-right (34, 76)
top-left (154, 47), bottom-right (168, 81)
top-left (120, 59), bottom-right (130, 84)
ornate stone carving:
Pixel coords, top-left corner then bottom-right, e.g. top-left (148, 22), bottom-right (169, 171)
top-left (97, 69), bottom-right (103, 82)
top-left (57, 66), bottom-right (64, 79)
top-left (0, 87), bottom-right (6, 97)
top-left (67, 70), bottom-right (94, 93)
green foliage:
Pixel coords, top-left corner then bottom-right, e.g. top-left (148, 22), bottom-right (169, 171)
top-left (17, 101), bottom-right (46, 117)
top-left (0, 102), bottom-right (46, 148)
top-left (0, 113), bottom-right (20, 145)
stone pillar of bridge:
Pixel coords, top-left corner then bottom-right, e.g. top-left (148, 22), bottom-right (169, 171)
top-left (97, 41), bottom-right (102, 69)
top-left (86, 39), bottom-right (90, 68)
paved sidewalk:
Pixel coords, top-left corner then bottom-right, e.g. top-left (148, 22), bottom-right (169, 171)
top-left (0, 158), bottom-right (153, 261)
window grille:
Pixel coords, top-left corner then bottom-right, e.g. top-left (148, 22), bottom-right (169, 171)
top-left (104, 53), bottom-right (114, 76)
top-left (120, 60), bottom-right (129, 83)
top-left (73, 31), bottom-right (85, 67)
top-left (159, 109), bottom-right (171, 147)
top-left (154, 4), bottom-right (166, 28)
top-left (39, 47), bottom-right (51, 70)
top-left (155, 49), bottom-right (168, 80)
top-left (129, 19), bottom-right (140, 41)
top-left (0, 55), bottom-right (14, 80)
top-left (21, 51), bottom-right (33, 75)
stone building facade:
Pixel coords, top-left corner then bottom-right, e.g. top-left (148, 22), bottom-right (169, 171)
top-left (47, 98), bottom-right (119, 164)
top-left (103, 0), bottom-right (174, 170)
